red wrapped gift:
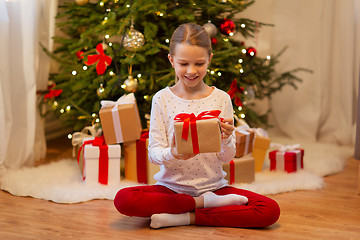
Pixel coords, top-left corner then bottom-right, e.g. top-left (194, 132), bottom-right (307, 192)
top-left (174, 110), bottom-right (222, 154)
top-left (269, 148), bottom-right (304, 173)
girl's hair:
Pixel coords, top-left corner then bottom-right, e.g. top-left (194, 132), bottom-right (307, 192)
top-left (169, 23), bottom-right (212, 57)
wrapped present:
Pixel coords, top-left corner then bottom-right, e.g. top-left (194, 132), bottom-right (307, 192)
top-left (269, 145), bottom-right (304, 173)
top-left (174, 110), bottom-right (222, 154)
top-left (77, 136), bottom-right (121, 185)
top-left (235, 128), bottom-right (255, 158)
top-left (124, 131), bottom-right (160, 184)
top-left (99, 93), bottom-right (142, 145)
top-left (234, 123), bottom-right (270, 172)
top-left (223, 155), bottom-right (255, 184)
top-left (253, 135), bottom-right (271, 172)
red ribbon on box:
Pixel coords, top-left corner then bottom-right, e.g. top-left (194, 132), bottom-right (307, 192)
top-left (174, 110), bottom-right (221, 154)
top-left (136, 131), bottom-right (149, 184)
top-left (77, 135), bottom-right (109, 185)
top-left (229, 160), bottom-right (235, 185)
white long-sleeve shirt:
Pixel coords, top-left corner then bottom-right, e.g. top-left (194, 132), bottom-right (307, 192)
top-left (148, 86), bottom-right (236, 197)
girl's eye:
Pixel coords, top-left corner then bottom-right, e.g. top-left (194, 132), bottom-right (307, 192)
top-left (180, 63), bottom-right (188, 66)
top-left (196, 63), bottom-right (205, 66)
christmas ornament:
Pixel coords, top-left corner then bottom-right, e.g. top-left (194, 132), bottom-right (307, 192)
top-left (219, 18), bottom-right (235, 36)
top-left (75, 0), bottom-right (88, 6)
top-left (211, 38), bottom-right (218, 45)
top-left (85, 43), bottom-right (112, 75)
top-left (227, 79), bottom-right (244, 107)
top-left (244, 86), bottom-right (255, 101)
top-left (203, 21), bottom-right (217, 38)
top-left (43, 84), bottom-right (63, 101)
top-left (97, 83), bottom-right (105, 97)
top-left (123, 75), bottom-right (138, 92)
top-left (123, 25), bottom-right (145, 52)
top-left (246, 47), bottom-right (257, 57)
top-left (76, 50), bottom-right (84, 60)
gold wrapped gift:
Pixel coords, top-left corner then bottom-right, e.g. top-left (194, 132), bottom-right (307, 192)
top-left (174, 118), bottom-right (221, 154)
top-left (253, 136), bottom-right (271, 172)
top-left (223, 155), bottom-right (255, 184)
top-left (235, 130), bottom-right (255, 158)
top-left (99, 94), bottom-right (142, 145)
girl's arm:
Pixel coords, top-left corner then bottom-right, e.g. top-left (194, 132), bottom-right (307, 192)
top-left (216, 97), bottom-right (236, 163)
top-left (147, 94), bottom-right (177, 165)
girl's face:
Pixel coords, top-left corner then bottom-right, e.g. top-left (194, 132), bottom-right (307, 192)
top-left (168, 43), bottom-right (212, 89)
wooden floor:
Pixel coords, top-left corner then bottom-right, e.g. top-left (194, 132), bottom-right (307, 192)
top-left (1, 137), bottom-right (360, 240)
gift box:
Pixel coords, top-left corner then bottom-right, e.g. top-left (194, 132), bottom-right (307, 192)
top-left (223, 155), bottom-right (255, 184)
top-left (174, 111), bottom-right (222, 154)
top-left (123, 132), bottom-right (160, 184)
top-left (269, 148), bottom-right (304, 173)
top-left (252, 136), bottom-right (271, 172)
top-left (99, 93), bottom-right (142, 145)
top-left (78, 136), bottom-right (121, 185)
top-left (235, 130), bottom-right (255, 158)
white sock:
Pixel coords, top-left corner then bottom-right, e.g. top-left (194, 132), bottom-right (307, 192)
top-left (150, 212), bottom-right (191, 229)
top-left (202, 191), bottom-right (248, 208)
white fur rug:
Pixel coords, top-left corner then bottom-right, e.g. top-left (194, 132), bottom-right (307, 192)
top-left (0, 138), bottom-right (354, 204)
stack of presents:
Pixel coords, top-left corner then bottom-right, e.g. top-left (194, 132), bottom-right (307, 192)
top-left (74, 93), bottom-right (304, 186)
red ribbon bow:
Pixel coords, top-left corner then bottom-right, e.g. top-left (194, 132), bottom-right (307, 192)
top-left (227, 79), bottom-right (244, 107)
top-left (174, 110), bottom-right (221, 154)
top-left (85, 43), bottom-right (112, 75)
top-left (77, 135), bottom-right (109, 185)
top-left (43, 84), bottom-right (62, 101)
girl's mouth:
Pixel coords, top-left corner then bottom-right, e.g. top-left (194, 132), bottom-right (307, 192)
top-left (185, 76), bottom-right (198, 80)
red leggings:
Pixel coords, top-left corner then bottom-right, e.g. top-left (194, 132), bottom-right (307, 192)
top-left (114, 185), bottom-right (280, 228)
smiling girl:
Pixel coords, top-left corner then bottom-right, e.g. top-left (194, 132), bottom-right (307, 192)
top-left (114, 23), bottom-right (280, 229)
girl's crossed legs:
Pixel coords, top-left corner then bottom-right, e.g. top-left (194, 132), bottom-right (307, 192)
top-left (114, 185), bottom-right (280, 228)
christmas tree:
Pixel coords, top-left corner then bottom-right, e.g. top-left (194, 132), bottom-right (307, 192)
top-left (43, 0), bottom-right (308, 132)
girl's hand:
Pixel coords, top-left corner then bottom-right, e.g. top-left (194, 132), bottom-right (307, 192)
top-left (220, 118), bottom-right (235, 140)
top-left (170, 134), bottom-right (197, 160)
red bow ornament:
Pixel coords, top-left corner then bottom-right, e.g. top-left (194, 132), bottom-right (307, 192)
top-left (227, 79), bottom-right (244, 107)
top-left (85, 43), bottom-right (112, 75)
top-left (44, 84), bottom-right (63, 101)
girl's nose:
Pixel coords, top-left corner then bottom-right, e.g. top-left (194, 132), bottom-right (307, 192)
top-left (187, 65), bottom-right (196, 75)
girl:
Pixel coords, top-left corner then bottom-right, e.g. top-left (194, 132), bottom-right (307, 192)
top-left (114, 23), bottom-right (280, 229)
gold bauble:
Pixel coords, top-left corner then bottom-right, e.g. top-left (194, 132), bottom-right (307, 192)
top-left (203, 21), bottom-right (217, 38)
top-left (75, 0), bottom-right (88, 6)
top-left (123, 75), bottom-right (138, 92)
top-left (123, 26), bottom-right (145, 52)
top-left (96, 83), bottom-right (105, 97)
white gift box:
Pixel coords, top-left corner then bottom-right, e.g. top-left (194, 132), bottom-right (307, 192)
top-left (80, 137), bottom-right (121, 185)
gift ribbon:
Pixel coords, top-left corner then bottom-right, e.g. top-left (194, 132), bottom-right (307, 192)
top-left (136, 131), bottom-right (149, 184)
top-left (229, 160), bottom-right (235, 185)
top-left (101, 93), bottom-right (136, 144)
top-left (235, 122), bottom-right (269, 138)
top-left (174, 110), bottom-right (221, 154)
top-left (77, 135), bottom-right (109, 185)
top-left (71, 125), bottom-right (101, 157)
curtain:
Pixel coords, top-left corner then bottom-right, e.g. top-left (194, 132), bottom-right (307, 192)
top-left (241, 0), bottom-right (360, 146)
top-left (0, 0), bottom-right (58, 171)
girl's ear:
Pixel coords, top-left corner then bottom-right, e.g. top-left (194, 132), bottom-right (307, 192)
top-left (209, 53), bottom-right (213, 62)
top-left (168, 54), bottom-right (174, 67)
